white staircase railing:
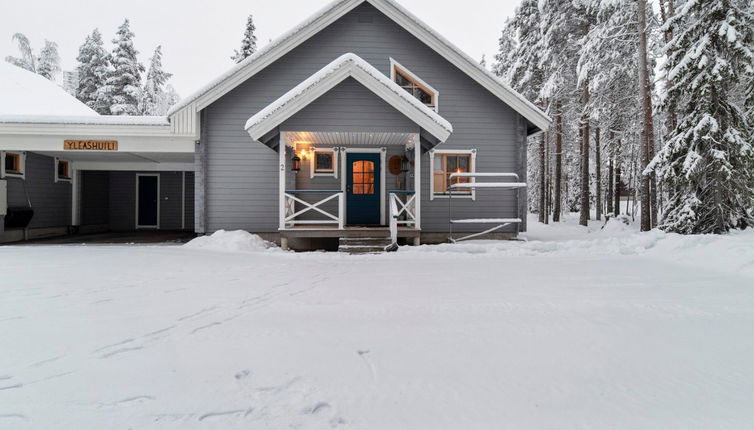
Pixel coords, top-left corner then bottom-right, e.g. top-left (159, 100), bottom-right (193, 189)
top-left (387, 191), bottom-right (417, 249)
top-left (283, 190), bottom-right (344, 229)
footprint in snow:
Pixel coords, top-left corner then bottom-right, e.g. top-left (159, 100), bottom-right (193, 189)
top-left (234, 370), bottom-right (252, 380)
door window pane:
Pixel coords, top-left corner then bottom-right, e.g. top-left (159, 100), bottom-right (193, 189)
top-left (352, 161), bottom-right (375, 195)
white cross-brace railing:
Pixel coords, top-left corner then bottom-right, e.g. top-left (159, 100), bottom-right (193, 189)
top-left (283, 190), bottom-right (344, 229)
top-left (447, 173), bottom-right (526, 243)
top-left (386, 191), bottom-right (417, 250)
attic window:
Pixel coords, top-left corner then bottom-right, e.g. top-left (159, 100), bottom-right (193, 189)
top-left (390, 59), bottom-right (438, 111)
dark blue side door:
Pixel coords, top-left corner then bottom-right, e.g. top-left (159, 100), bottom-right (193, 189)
top-left (346, 153), bottom-right (381, 225)
top-left (137, 176), bottom-right (159, 227)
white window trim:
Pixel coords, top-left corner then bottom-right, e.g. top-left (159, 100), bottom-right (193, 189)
top-left (389, 58), bottom-right (439, 112)
top-left (54, 158), bottom-right (73, 184)
top-left (309, 147), bottom-right (339, 179)
top-left (135, 173), bottom-right (161, 229)
top-left (340, 147), bottom-right (387, 226)
top-left (0, 151), bottom-right (26, 180)
top-left (429, 149), bottom-right (477, 201)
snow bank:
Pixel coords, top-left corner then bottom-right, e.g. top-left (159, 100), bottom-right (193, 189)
top-left (404, 214), bottom-right (754, 279)
top-left (183, 230), bottom-right (278, 253)
top-left (0, 62), bottom-right (98, 116)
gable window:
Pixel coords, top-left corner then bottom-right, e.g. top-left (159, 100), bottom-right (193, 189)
top-left (429, 149), bottom-right (476, 200)
top-left (390, 59), bottom-right (438, 111)
top-left (1, 151), bottom-right (25, 179)
top-left (309, 148), bottom-right (339, 178)
top-left (55, 159), bottom-right (72, 183)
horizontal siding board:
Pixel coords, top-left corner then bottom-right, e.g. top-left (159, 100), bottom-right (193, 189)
top-left (6, 152), bottom-right (71, 229)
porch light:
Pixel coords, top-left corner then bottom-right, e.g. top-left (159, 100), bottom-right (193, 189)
top-left (401, 156), bottom-right (410, 173)
top-left (291, 153), bottom-right (301, 172)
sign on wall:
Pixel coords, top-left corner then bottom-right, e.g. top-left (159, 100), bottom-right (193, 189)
top-left (64, 140), bottom-right (119, 151)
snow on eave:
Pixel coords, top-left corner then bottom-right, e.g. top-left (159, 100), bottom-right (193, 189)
top-left (0, 115), bottom-right (170, 126)
top-left (244, 53), bottom-right (453, 141)
top-left (168, 0), bottom-right (552, 132)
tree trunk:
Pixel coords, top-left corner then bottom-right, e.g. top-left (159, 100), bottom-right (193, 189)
top-left (553, 101), bottom-right (563, 222)
top-left (614, 161), bottom-right (622, 217)
top-left (579, 85), bottom-right (590, 227)
top-left (595, 127), bottom-right (602, 221)
top-left (539, 133), bottom-right (546, 224)
top-left (607, 158), bottom-right (614, 216)
top-left (637, 0), bottom-right (653, 232)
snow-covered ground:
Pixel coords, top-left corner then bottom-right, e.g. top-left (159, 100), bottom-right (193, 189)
top-left (1, 215), bottom-right (753, 429)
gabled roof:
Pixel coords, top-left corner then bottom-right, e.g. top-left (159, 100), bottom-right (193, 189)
top-left (0, 62), bottom-right (98, 117)
top-left (168, 0), bottom-right (551, 136)
top-left (245, 53), bottom-right (452, 143)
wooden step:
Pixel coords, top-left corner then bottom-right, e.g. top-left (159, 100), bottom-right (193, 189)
top-left (338, 237), bottom-right (393, 254)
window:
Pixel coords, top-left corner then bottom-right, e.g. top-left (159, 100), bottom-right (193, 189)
top-left (352, 160), bottom-right (375, 195)
top-left (390, 59), bottom-right (438, 111)
top-left (430, 149), bottom-right (476, 199)
top-left (56, 159), bottom-right (71, 182)
top-left (309, 148), bottom-right (338, 178)
top-left (1, 152), bottom-right (25, 179)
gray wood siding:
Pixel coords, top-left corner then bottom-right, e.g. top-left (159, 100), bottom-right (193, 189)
top-left (203, 2), bottom-right (527, 233)
top-left (281, 77), bottom-right (418, 133)
top-left (81, 171), bottom-right (110, 226)
top-left (6, 152), bottom-right (71, 229)
top-left (108, 171), bottom-right (188, 231)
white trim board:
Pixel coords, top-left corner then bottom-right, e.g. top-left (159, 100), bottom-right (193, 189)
top-left (245, 53), bottom-right (452, 144)
top-left (135, 173), bottom-right (161, 230)
top-left (168, 0), bottom-right (551, 136)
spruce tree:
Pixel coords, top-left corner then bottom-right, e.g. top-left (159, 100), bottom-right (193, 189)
top-left (104, 19), bottom-right (145, 115)
top-left (648, 0), bottom-right (754, 233)
top-left (140, 46), bottom-right (173, 115)
top-left (76, 29), bottom-right (112, 114)
top-left (36, 40), bottom-right (60, 80)
top-left (232, 14), bottom-right (258, 63)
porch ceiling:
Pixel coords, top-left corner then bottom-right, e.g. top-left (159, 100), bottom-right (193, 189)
top-left (286, 131), bottom-right (415, 147)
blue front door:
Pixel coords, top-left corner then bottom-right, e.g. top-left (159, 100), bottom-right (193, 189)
top-left (346, 153), bottom-right (381, 225)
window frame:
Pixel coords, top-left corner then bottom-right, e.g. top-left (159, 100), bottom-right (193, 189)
top-left (389, 58), bottom-right (439, 112)
top-left (429, 149), bottom-right (477, 201)
top-left (1, 151), bottom-right (26, 180)
top-left (309, 147), bottom-right (339, 179)
top-left (55, 158), bottom-right (72, 183)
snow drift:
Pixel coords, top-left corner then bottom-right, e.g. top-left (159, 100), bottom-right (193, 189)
top-left (183, 230), bottom-right (277, 253)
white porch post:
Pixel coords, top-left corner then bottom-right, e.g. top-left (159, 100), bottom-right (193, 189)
top-left (279, 132), bottom-right (286, 231)
top-left (413, 133), bottom-right (421, 231)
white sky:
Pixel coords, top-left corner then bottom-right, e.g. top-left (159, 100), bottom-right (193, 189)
top-left (0, 0), bottom-right (519, 97)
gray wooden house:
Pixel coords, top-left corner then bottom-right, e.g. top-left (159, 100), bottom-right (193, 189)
top-left (0, 0), bottom-right (550, 250)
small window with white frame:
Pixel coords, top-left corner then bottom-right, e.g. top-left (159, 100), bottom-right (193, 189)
top-left (55, 158), bottom-right (72, 183)
top-left (1, 151), bottom-right (25, 179)
top-left (390, 58), bottom-right (439, 111)
top-left (430, 149), bottom-right (476, 200)
top-left (310, 148), bottom-right (338, 178)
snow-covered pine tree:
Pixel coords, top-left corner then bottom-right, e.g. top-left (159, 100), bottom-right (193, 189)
top-left (648, 0), bottom-right (754, 233)
top-left (76, 29), bottom-right (112, 114)
top-left (36, 40), bottom-right (60, 80)
top-left (155, 84), bottom-right (181, 115)
top-left (232, 14), bottom-right (258, 63)
top-left (104, 19), bottom-right (145, 115)
top-left (140, 46), bottom-right (173, 115)
top-left (5, 33), bottom-right (36, 72)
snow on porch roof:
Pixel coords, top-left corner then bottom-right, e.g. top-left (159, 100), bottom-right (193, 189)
top-left (244, 53), bottom-right (453, 143)
top-left (169, 0), bottom-right (551, 135)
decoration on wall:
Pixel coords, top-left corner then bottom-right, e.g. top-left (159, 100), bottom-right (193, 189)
top-left (388, 156), bottom-right (403, 175)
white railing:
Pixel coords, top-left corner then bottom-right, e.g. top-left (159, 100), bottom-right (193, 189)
top-left (387, 191), bottom-right (418, 248)
top-left (283, 190), bottom-right (344, 229)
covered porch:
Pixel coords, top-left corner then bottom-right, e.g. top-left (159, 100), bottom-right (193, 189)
top-left (277, 130), bottom-right (422, 249)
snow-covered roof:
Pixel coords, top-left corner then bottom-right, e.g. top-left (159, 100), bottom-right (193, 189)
top-left (245, 53), bottom-right (452, 143)
top-left (168, 0), bottom-right (551, 135)
top-left (0, 62), bottom-right (98, 117)
top-left (0, 114), bottom-right (169, 126)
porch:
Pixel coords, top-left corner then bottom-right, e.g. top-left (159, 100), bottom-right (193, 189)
top-left (276, 131), bottom-right (423, 250)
